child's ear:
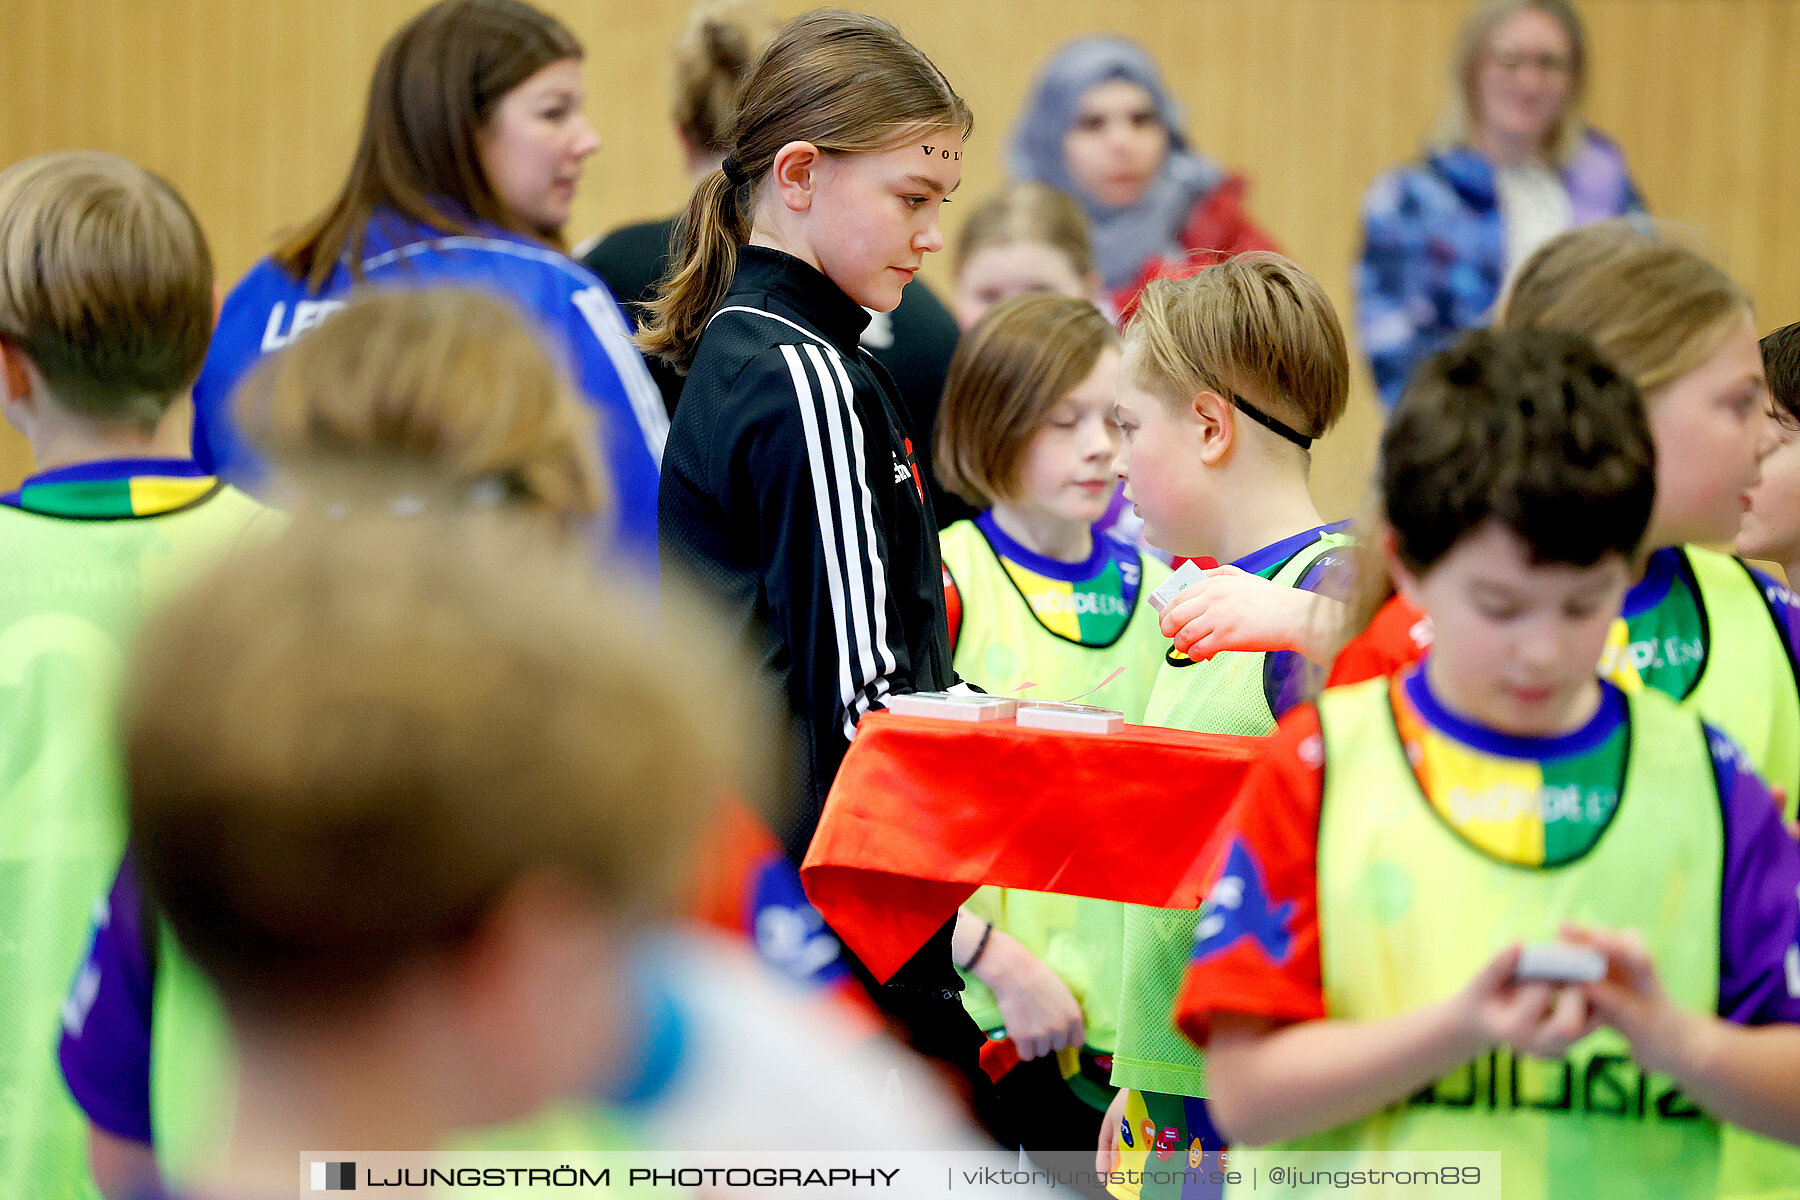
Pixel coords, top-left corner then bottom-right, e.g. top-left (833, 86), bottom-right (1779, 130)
top-left (1192, 389), bottom-right (1235, 466)
top-left (0, 340), bottom-right (35, 404)
top-left (0, 340), bottom-right (40, 436)
top-left (768, 140), bottom-right (821, 214)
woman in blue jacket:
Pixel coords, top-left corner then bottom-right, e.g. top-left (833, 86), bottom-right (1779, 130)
top-left (192, 0), bottom-right (667, 562)
top-left (1355, 0), bottom-right (1644, 407)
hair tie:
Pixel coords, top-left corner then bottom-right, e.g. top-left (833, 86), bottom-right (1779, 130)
top-left (1230, 393), bottom-right (1315, 450)
top-left (721, 154), bottom-right (748, 187)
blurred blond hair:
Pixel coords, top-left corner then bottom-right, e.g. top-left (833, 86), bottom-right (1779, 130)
top-left (951, 182), bottom-right (1095, 284)
top-left (1431, 0), bottom-right (1589, 166)
top-left (125, 512), bottom-right (765, 1013)
top-left (671, 0), bottom-right (777, 154)
top-left (1500, 219), bottom-right (1751, 398)
top-left (235, 286), bottom-right (605, 525)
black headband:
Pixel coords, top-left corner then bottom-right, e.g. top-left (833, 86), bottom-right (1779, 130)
top-left (1230, 394), bottom-right (1314, 450)
top-left (721, 155), bottom-right (748, 187)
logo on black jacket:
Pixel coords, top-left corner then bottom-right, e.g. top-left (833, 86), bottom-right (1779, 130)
top-left (896, 438), bottom-right (925, 505)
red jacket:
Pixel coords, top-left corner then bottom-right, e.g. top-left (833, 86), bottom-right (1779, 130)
top-left (1113, 174), bottom-right (1282, 320)
top-left (1327, 594), bottom-right (1432, 687)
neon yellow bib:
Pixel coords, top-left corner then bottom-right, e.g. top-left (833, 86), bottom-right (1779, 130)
top-left (1676, 552), bottom-right (1800, 1200)
top-left (1600, 549), bottom-right (1800, 1198)
top-left (1682, 546), bottom-right (1800, 823)
top-left (939, 520), bottom-right (1162, 1074)
top-left (149, 929), bottom-right (236, 1183)
top-left (0, 486), bottom-right (279, 1200)
top-left (1603, 546), bottom-right (1800, 819)
top-left (1264, 678), bottom-right (1724, 1200)
top-left (1113, 530), bottom-right (1350, 1106)
top-left (1142, 532), bottom-right (1349, 734)
top-left (939, 519), bottom-right (1169, 720)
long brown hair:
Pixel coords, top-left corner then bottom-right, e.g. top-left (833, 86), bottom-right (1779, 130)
top-left (274, 0), bottom-right (582, 291)
top-left (636, 9), bottom-right (972, 373)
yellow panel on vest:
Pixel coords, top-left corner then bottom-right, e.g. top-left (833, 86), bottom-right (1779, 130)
top-left (1293, 678), bottom-right (1724, 1200)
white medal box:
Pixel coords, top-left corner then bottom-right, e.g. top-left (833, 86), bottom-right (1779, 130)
top-left (1014, 700), bottom-right (1125, 735)
top-left (1147, 558), bottom-right (1208, 615)
top-left (1513, 943), bottom-right (1607, 984)
top-left (884, 691), bottom-right (1014, 722)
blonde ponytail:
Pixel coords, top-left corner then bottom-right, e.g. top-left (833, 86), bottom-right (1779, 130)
top-left (672, 0), bottom-right (776, 155)
top-left (1327, 494), bottom-right (1396, 662)
top-left (636, 169), bottom-right (751, 372)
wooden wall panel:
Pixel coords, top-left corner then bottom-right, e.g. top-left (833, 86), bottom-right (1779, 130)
top-left (3, 0), bottom-right (1796, 515)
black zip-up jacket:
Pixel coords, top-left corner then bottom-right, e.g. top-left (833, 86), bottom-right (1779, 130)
top-left (660, 247), bottom-right (956, 864)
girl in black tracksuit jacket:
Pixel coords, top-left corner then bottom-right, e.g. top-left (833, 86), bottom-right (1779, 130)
top-left (659, 245), bottom-right (953, 862)
top-left (638, 11), bottom-right (1011, 1139)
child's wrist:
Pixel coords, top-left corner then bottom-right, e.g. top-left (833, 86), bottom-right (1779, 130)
top-left (954, 917), bottom-right (993, 971)
top-left (1649, 1005), bottom-right (1716, 1081)
top-left (1438, 991), bottom-right (1498, 1062)
top-left (969, 927), bottom-right (1026, 988)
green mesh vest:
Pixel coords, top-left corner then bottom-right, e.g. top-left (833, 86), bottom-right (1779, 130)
top-left (1611, 547), bottom-right (1800, 1198)
top-left (938, 518), bottom-right (1170, 721)
top-left (150, 929), bottom-right (236, 1183)
top-left (1245, 678), bottom-right (1723, 1200)
top-left (1142, 531), bottom-right (1350, 732)
top-left (1112, 530), bottom-right (1348, 1100)
top-left (1657, 549), bottom-right (1800, 1198)
top-left (0, 485), bottom-right (279, 1200)
top-left (1667, 546), bottom-right (1799, 820)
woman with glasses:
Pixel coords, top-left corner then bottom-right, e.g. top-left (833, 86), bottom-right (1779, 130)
top-left (1354, 0), bottom-right (1645, 407)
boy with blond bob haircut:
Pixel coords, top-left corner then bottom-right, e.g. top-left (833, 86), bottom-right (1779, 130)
top-left (1103, 254), bottom-right (1353, 1198)
top-left (0, 151), bottom-right (281, 1200)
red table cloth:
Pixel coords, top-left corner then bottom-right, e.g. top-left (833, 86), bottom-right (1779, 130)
top-left (801, 712), bottom-right (1264, 981)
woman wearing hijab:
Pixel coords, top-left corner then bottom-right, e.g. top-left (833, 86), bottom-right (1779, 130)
top-left (1009, 36), bottom-right (1278, 317)
top-left (1355, 0), bottom-right (1644, 407)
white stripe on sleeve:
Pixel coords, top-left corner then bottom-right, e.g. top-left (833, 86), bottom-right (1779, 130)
top-left (781, 345), bottom-right (860, 730)
top-left (822, 345), bottom-right (899, 687)
top-left (804, 342), bottom-right (888, 735)
top-left (572, 285), bottom-right (670, 465)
